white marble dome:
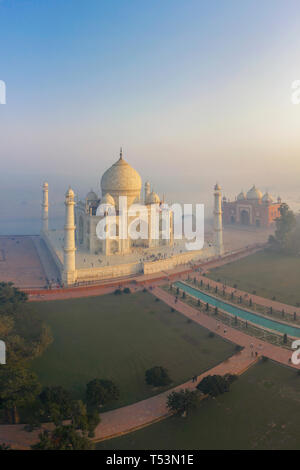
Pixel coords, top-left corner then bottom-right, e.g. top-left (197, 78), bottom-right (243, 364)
top-left (101, 150), bottom-right (142, 209)
top-left (262, 192), bottom-right (273, 203)
top-left (237, 191), bottom-right (246, 201)
top-left (86, 190), bottom-right (98, 201)
top-left (148, 191), bottom-right (160, 204)
top-left (101, 192), bottom-right (115, 206)
top-left (247, 185), bottom-right (262, 200)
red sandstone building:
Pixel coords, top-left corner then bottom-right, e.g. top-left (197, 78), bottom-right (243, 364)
top-left (222, 185), bottom-right (282, 228)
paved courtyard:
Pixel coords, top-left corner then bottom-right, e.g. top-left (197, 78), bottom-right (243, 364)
top-left (0, 236), bottom-right (47, 288)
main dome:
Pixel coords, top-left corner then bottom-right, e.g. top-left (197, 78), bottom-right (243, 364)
top-left (247, 185), bottom-right (262, 201)
top-left (101, 149), bottom-right (142, 209)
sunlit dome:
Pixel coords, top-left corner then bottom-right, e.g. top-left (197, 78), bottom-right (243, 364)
top-left (101, 192), bottom-right (115, 206)
top-left (237, 191), bottom-right (246, 201)
top-left (148, 191), bottom-right (160, 204)
top-left (247, 185), bottom-right (262, 200)
top-left (101, 148), bottom-right (142, 209)
top-left (262, 192), bottom-right (273, 203)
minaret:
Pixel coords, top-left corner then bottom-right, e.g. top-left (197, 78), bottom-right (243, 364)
top-left (214, 183), bottom-right (224, 256)
top-left (41, 182), bottom-right (49, 233)
top-left (145, 181), bottom-right (151, 204)
top-left (62, 187), bottom-right (76, 285)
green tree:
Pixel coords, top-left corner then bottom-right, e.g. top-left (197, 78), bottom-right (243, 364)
top-left (0, 366), bottom-right (41, 424)
top-left (86, 379), bottom-right (119, 409)
top-left (197, 374), bottom-right (236, 397)
top-left (0, 282), bottom-right (52, 365)
top-left (167, 389), bottom-right (200, 416)
top-left (32, 425), bottom-right (94, 450)
top-left (269, 203), bottom-right (299, 254)
top-left (145, 366), bottom-right (172, 387)
top-left (39, 386), bottom-right (73, 424)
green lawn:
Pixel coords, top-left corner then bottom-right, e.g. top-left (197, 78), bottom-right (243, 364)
top-left (30, 291), bottom-right (234, 408)
top-left (96, 360), bottom-right (300, 450)
top-left (209, 251), bottom-right (300, 306)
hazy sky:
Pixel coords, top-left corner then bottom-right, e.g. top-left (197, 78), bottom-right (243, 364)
top-left (1, 0), bottom-right (300, 227)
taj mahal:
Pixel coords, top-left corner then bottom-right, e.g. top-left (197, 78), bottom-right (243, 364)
top-left (41, 149), bottom-right (224, 286)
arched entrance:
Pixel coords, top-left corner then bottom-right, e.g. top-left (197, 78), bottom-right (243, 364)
top-left (240, 210), bottom-right (250, 225)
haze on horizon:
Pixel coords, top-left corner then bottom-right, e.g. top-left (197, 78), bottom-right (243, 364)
top-left (1, 0), bottom-right (300, 232)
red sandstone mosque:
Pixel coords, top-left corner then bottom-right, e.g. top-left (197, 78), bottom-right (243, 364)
top-left (222, 185), bottom-right (282, 228)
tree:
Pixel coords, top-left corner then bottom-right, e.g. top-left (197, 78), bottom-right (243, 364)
top-left (0, 282), bottom-right (52, 365)
top-left (32, 425), bottom-right (94, 450)
top-left (0, 366), bottom-right (41, 424)
top-left (145, 366), bottom-right (172, 387)
top-left (86, 379), bottom-right (119, 409)
top-left (32, 399), bottom-right (100, 449)
top-left (197, 374), bottom-right (236, 397)
top-left (167, 389), bottom-right (200, 416)
top-left (269, 203), bottom-right (299, 255)
top-left (39, 386), bottom-right (73, 424)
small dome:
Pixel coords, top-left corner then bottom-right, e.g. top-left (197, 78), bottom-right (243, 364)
top-left (148, 191), bottom-right (160, 204)
top-left (262, 192), bottom-right (273, 203)
top-left (214, 183), bottom-right (221, 191)
top-left (86, 190), bottom-right (98, 201)
top-left (247, 185), bottom-right (262, 200)
top-left (237, 191), bottom-right (246, 201)
top-left (101, 193), bottom-right (115, 206)
top-left (65, 186), bottom-right (74, 198)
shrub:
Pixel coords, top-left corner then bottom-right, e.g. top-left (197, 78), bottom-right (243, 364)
top-left (86, 379), bottom-right (119, 409)
top-left (145, 366), bottom-right (172, 387)
top-left (197, 375), bottom-right (231, 397)
top-left (283, 333), bottom-right (287, 344)
top-left (114, 289), bottom-right (122, 295)
top-left (167, 389), bottom-right (200, 416)
top-left (123, 287), bottom-right (131, 294)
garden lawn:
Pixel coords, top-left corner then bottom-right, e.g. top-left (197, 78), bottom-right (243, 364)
top-left (96, 360), bottom-right (300, 450)
top-left (30, 291), bottom-right (234, 408)
top-left (209, 251), bottom-right (300, 306)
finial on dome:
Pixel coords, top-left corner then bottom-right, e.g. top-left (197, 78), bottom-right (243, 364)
top-left (120, 147), bottom-right (123, 160)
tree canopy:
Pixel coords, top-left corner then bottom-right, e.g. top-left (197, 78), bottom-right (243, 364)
top-left (196, 374), bottom-right (237, 397)
top-left (269, 204), bottom-right (300, 255)
top-left (0, 282), bottom-right (52, 365)
top-left (145, 366), bottom-right (172, 387)
top-left (86, 378), bottom-right (119, 409)
top-left (167, 389), bottom-right (201, 416)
